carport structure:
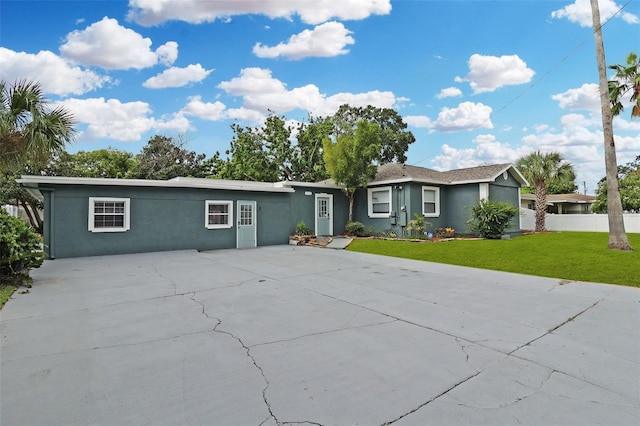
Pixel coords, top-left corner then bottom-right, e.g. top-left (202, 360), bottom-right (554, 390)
top-left (1, 246), bottom-right (638, 425)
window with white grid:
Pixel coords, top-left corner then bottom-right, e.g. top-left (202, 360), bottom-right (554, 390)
top-left (88, 198), bottom-right (130, 232)
top-left (205, 200), bottom-right (233, 229)
top-left (239, 204), bottom-right (253, 226)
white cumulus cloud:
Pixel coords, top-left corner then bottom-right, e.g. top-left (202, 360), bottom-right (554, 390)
top-left (253, 22), bottom-right (355, 60)
top-left (431, 134), bottom-right (530, 171)
top-left (143, 64), bottom-right (213, 89)
top-left (0, 48), bottom-right (110, 96)
top-left (551, 0), bottom-right (639, 27)
top-left (432, 101), bottom-right (493, 132)
top-left (58, 97), bottom-right (189, 141)
top-left (156, 41), bottom-right (179, 66)
top-left (60, 17), bottom-right (178, 70)
top-left (552, 83), bottom-right (601, 110)
top-left (181, 96), bottom-right (227, 121)
top-left (436, 87), bottom-right (462, 99)
top-left (404, 115), bottom-right (432, 128)
top-left (216, 67), bottom-right (401, 120)
top-left (456, 54), bottom-right (535, 94)
top-left (127, 0), bottom-right (392, 26)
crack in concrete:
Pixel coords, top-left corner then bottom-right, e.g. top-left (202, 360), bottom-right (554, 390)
top-left (380, 370), bottom-right (483, 425)
top-left (187, 294), bottom-right (280, 426)
top-left (509, 299), bottom-right (602, 356)
top-left (249, 319), bottom-right (398, 348)
top-left (308, 287), bottom-right (483, 352)
top-left (454, 337), bottom-right (471, 363)
top-left (6, 328), bottom-right (220, 362)
top-left (149, 263), bottom-right (179, 295)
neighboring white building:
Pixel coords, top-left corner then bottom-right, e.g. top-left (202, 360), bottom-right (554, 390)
top-left (520, 193), bottom-right (596, 214)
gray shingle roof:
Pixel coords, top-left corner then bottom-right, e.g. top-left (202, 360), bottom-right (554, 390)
top-left (372, 163), bottom-right (446, 183)
top-left (371, 162), bottom-right (526, 185)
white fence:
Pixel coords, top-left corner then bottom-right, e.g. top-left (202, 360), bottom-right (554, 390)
top-left (2, 204), bottom-right (19, 217)
top-left (520, 208), bottom-right (640, 233)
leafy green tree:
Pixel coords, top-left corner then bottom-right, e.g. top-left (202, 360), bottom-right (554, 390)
top-left (1, 80), bottom-right (76, 231)
top-left (592, 155), bottom-right (640, 213)
top-left (516, 151), bottom-right (575, 232)
top-left (609, 52), bottom-right (639, 118)
top-left (291, 116), bottom-right (332, 182)
top-left (220, 123), bottom-right (279, 181)
top-left (221, 113), bottom-right (332, 182)
top-left (199, 152), bottom-right (226, 178)
top-left (218, 107), bottom-right (412, 183)
top-left (331, 104), bottom-right (415, 163)
top-left (134, 135), bottom-right (206, 180)
top-left (45, 148), bottom-right (138, 178)
top-left (261, 114), bottom-right (294, 181)
top-left (323, 121), bottom-right (382, 222)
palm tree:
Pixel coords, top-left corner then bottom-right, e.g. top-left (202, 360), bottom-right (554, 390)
top-left (590, 0), bottom-right (632, 251)
top-left (517, 151), bottom-right (575, 232)
top-left (609, 52), bottom-right (639, 118)
top-left (1, 80), bottom-right (75, 170)
top-left (1, 80), bottom-right (76, 230)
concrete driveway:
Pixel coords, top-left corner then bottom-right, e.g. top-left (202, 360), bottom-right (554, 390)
top-left (1, 246), bottom-right (638, 425)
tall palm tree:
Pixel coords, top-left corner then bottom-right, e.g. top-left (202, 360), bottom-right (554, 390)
top-left (609, 52), bottom-right (639, 118)
top-left (517, 151), bottom-right (575, 232)
top-left (1, 80), bottom-right (75, 230)
top-left (590, 0), bottom-right (632, 251)
top-left (1, 80), bottom-right (75, 170)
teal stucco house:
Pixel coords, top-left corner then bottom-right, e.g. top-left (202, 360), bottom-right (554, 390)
top-left (19, 162), bottom-right (526, 259)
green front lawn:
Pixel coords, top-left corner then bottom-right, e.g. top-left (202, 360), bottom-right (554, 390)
top-left (347, 232), bottom-right (640, 287)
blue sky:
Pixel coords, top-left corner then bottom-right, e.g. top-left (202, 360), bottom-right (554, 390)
top-left (1, 0), bottom-right (638, 193)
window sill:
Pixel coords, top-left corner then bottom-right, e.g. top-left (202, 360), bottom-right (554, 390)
top-left (206, 225), bottom-right (233, 230)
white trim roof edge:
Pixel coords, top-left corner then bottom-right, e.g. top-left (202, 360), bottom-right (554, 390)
top-left (18, 175), bottom-right (295, 193)
top-left (275, 180), bottom-right (344, 190)
top-left (368, 177), bottom-right (449, 186)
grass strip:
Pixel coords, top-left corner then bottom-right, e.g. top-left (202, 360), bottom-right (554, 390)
top-left (347, 232), bottom-right (640, 287)
top-left (0, 284), bottom-right (17, 310)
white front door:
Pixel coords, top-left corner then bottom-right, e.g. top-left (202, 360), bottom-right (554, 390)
top-left (315, 194), bottom-right (333, 236)
top-left (237, 200), bottom-right (257, 248)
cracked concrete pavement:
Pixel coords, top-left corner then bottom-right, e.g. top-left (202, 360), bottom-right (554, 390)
top-left (1, 246), bottom-right (638, 425)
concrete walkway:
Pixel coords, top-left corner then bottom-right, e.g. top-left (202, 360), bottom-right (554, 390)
top-left (326, 236), bottom-right (352, 249)
top-left (1, 246), bottom-right (638, 425)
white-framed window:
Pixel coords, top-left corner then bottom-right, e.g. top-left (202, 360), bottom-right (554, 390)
top-left (368, 186), bottom-right (392, 218)
top-left (88, 197), bottom-right (130, 233)
top-left (422, 186), bottom-right (440, 217)
top-left (205, 200), bottom-right (233, 229)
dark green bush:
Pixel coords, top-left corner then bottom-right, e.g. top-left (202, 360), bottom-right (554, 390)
top-left (467, 199), bottom-right (519, 239)
top-left (0, 208), bottom-right (45, 284)
top-left (345, 221), bottom-right (365, 236)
